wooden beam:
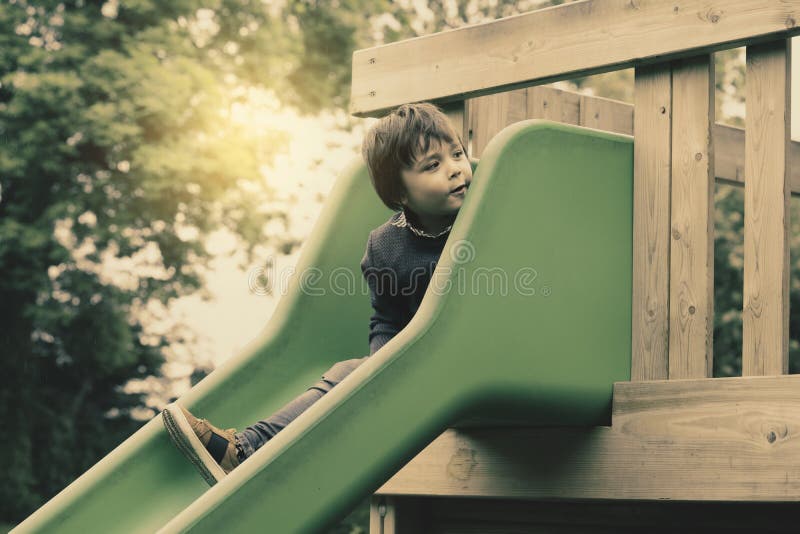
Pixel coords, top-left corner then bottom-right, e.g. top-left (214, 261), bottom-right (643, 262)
top-left (467, 86), bottom-right (800, 196)
top-left (631, 64), bottom-right (672, 381)
top-left (742, 40), bottom-right (791, 376)
top-left (668, 55), bottom-right (715, 379)
top-left (377, 375), bottom-right (800, 501)
top-left (351, 0), bottom-right (800, 116)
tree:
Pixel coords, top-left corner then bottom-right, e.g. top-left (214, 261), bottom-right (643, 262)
top-left (0, 0), bottom-right (398, 522)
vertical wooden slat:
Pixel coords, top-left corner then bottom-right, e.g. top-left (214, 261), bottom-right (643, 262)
top-left (441, 100), bottom-right (471, 154)
top-left (370, 495), bottom-right (396, 534)
top-left (668, 55), bottom-right (715, 379)
top-left (632, 64), bottom-right (672, 381)
top-left (742, 40), bottom-right (791, 376)
top-left (469, 90), bottom-right (527, 157)
top-left (469, 92), bottom-right (511, 158)
top-left (369, 496), bottom-right (423, 534)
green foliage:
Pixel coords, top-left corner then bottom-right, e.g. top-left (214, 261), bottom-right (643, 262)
top-left (0, 0), bottom-right (391, 524)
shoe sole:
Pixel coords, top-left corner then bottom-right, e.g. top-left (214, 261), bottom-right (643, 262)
top-left (162, 403), bottom-right (226, 487)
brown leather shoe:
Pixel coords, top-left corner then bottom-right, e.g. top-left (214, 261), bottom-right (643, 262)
top-left (162, 403), bottom-right (240, 486)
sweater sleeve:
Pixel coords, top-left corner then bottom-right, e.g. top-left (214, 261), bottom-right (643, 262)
top-left (360, 232), bottom-right (403, 355)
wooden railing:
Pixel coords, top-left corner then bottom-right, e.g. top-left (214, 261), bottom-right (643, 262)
top-left (351, 0), bottom-right (799, 384)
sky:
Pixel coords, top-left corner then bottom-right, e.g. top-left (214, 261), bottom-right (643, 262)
top-left (147, 38), bottom-right (800, 401)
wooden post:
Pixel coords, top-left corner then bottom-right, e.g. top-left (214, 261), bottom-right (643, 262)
top-left (369, 496), bottom-right (423, 534)
top-left (668, 55), bottom-right (715, 379)
top-left (632, 63), bottom-right (672, 381)
top-left (370, 495), bottom-right (396, 534)
top-left (742, 40), bottom-right (791, 376)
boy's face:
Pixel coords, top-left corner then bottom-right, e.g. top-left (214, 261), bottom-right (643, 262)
top-left (400, 137), bottom-right (473, 218)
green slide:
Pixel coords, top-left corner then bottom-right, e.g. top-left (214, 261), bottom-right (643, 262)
top-left (14, 120), bottom-right (632, 533)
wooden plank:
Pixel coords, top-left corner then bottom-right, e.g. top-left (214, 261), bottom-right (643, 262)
top-left (579, 91), bottom-right (634, 135)
top-left (465, 85), bottom-right (800, 194)
top-left (369, 496), bottom-right (424, 534)
top-left (441, 101), bottom-right (470, 151)
top-left (668, 55), bottom-right (715, 379)
top-left (742, 40), bottom-right (791, 376)
top-left (369, 495), bottom-right (389, 534)
top-left (469, 92), bottom-right (512, 158)
top-left (631, 64), bottom-right (672, 381)
top-left (351, 0), bottom-right (800, 116)
top-left (376, 375), bottom-right (800, 501)
top-left (527, 85), bottom-right (581, 124)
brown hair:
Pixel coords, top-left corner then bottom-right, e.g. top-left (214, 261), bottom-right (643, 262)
top-left (361, 102), bottom-right (467, 211)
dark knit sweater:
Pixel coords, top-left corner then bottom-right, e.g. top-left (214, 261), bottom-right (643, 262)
top-left (360, 208), bottom-right (452, 355)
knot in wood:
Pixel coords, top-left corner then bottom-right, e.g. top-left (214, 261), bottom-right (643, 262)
top-left (704, 9), bottom-right (722, 24)
top-left (695, 152), bottom-right (703, 161)
top-left (447, 448), bottom-right (477, 481)
top-left (767, 431), bottom-right (777, 444)
top-left (688, 305), bottom-right (696, 315)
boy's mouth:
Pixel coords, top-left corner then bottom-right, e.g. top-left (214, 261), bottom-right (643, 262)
top-left (449, 184), bottom-right (468, 195)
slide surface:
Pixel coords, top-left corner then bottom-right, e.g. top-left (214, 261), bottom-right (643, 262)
top-left (15, 120), bottom-right (633, 533)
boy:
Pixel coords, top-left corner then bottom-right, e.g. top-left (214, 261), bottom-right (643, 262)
top-left (162, 102), bottom-right (473, 484)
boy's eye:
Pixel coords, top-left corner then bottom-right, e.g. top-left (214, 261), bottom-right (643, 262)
top-left (424, 161), bottom-right (439, 171)
top-left (453, 150), bottom-right (463, 158)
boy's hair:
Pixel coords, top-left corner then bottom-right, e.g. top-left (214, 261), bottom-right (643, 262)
top-left (361, 102), bottom-right (467, 211)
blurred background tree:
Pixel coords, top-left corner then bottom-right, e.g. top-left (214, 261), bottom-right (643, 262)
top-left (1, 0), bottom-right (792, 531)
top-left (0, 0), bottom-right (394, 524)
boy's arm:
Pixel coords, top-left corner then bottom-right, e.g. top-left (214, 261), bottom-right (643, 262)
top-left (360, 232), bottom-right (403, 355)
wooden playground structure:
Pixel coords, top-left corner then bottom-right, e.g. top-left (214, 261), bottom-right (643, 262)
top-left (351, 1), bottom-right (800, 531)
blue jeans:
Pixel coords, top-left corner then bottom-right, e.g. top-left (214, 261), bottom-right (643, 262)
top-left (235, 356), bottom-right (369, 459)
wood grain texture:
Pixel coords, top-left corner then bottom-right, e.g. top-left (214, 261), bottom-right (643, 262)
top-left (376, 375), bottom-right (800, 501)
top-left (579, 89), bottom-right (634, 135)
top-left (668, 55), bottom-right (715, 379)
top-left (631, 64), bottom-right (672, 381)
top-left (467, 85), bottom-right (800, 195)
top-left (351, 0), bottom-right (800, 116)
top-left (469, 91), bottom-right (514, 158)
top-left (742, 40), bottom-right (791, 376)
top-left (441, 100), bottom-right (470, 150)
top-left (369, 496), bottom-right (423, 534)
top-left (527, 85), bottom-right (582, 125)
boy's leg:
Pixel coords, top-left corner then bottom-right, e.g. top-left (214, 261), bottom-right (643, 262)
top-left (236, 356), bottom-right (368, 459)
